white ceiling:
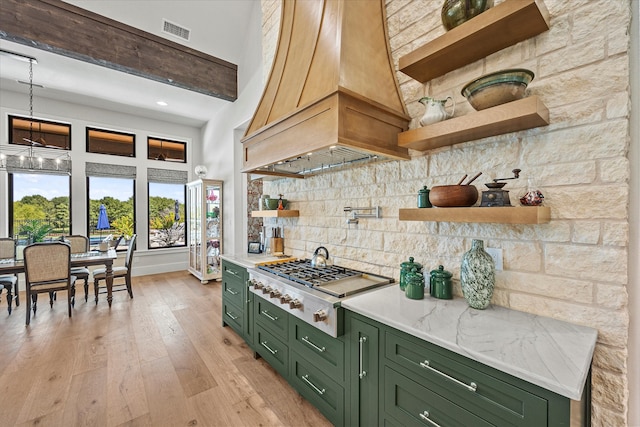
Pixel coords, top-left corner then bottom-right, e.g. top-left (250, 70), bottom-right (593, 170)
top-left (0, 0), bottom-right (259, 127)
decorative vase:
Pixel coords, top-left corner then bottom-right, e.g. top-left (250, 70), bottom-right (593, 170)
top-left (441, 0), bottom-right (494, 31)
top-left (519, 178), bottom-right (544, 206)
top-left (460, 239), bottom-right (495, 309)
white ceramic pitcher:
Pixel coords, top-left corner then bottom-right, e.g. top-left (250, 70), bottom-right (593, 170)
top-left (418, 96), bottom-right (455, 126)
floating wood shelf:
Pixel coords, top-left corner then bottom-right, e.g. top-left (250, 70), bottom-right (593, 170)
top-left (398, 96), bottom-right (549, 151)
top-left (251, 210), bottom-right (299, 218)
top-left (399, 206), bottom-right (551, 224)
top-left (399, 0), bottom-right (550, 82)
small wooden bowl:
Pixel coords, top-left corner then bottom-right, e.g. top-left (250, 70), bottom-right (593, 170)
top-left (429, 185), bottom-right (478, 207)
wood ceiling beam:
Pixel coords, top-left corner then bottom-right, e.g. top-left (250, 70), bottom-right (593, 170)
top-left (0, 0), bottom-right (237, 101)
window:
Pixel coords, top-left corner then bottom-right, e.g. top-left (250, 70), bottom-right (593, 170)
top-left (87, 176), bottom-right (135, 249)
top-left (148, 137), bottom-right (186, 163)
top-left (86, 127), bottom-right (135, 157)
top-left (9, 173), bottom-right (71, 256)
top-left (9, 115), bottom-right (71, 150)
top-left (148, 182), bottom-right (186, 249)
top-left (147, 168), bottom-right (188, 249)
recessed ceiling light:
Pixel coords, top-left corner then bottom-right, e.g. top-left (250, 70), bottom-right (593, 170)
top-left (156, 101), bottom-right (168, 106)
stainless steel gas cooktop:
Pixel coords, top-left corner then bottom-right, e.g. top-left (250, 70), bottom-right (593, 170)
top-left (257, 259), bottom-right (393, 298)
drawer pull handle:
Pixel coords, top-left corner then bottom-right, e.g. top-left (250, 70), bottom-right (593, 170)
top-left (358, 336), bottom-right (367, 379)
top-left (260, 341), bottom-right (278, 355)
top-left (226, 311), bottom-right (238, 320)
top-left (225, 288), bottom-right (239, 295)
top-left (301, 374), bottom-right (325, 396)
top-left (260, 310), bottom-right (279, 321)
top-left (419, 411), bottom-right (442, 427)
top-left (302, 336), bottom-right (326, 353)
top-left (419, 360), bottom-right (477, 392)
top-left (227, 270), bottom-right (239, 277)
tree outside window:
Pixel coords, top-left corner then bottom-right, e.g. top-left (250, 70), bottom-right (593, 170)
top-left (88, 176), bottom-right (135, 248)
top-left (10, 173), bottom-right (70, 255)
top-left (148, 182), bottom-right (185, 249)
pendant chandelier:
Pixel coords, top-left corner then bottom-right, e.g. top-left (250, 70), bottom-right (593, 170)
top-left (0, 49), bottom-right (71, 175)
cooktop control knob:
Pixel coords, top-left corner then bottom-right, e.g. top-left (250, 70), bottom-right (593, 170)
top-left (252, 281), bottom-right (263, 290)
top-left (270, 289), bottom-right (282, 299)
top-left (280, 294), bottom-right (292, 304)
top-left (289, 299), bottom-right (302, 309)
top-left (263, 286), bottom-right (273, 294)
top-left (313, 309), bottom-right (327, 322)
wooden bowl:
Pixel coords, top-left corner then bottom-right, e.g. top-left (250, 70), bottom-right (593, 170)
top-left (429, 185), bottom-right (478, 207)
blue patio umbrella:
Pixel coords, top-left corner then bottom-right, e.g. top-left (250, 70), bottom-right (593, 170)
top-left (97, 204), bottom-right (110, 234)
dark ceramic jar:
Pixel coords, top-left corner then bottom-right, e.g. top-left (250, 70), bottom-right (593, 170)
top-left (430, 265), bottom-right (453, 299)
top-left (418, 186), bottom-right (432, 208)
top-left (405, 267), bottom-right (425, 300)
top-left (441, 0), bottom-right (494, 31)
top-left (400, 257), bottom-right (423, 291)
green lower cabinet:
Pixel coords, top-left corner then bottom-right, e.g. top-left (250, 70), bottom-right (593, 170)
top-left (384, 365), bottom-right (494, 427)
top-left (346, 314), bottom-right (380, 427)
top-left (221, 260), bottom-right (251, 343)
top-left (345, 309), bottom-right (583, 427)
top-left (222, 300), bottom-right (244, 333)
top-left (255, 324), bottom-right (289, 378)
top-left (290, 350), bottom-right (345, 426)
top-left (291, 318), bottom-right (345, 382)
top-left (384, 331), bottom-right (549, 426)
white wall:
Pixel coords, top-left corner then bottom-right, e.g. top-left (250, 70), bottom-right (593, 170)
top-left (198, 0), bottom-right (264, 256)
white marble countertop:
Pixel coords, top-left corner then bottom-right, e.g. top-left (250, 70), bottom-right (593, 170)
top-left (220, 253), bottom-right (294, 270)
top-left (341, 285), bottom-right (597, 401)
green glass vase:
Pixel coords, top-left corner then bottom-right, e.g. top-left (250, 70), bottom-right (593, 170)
top-left (460, 239), bottom-right (495, 309)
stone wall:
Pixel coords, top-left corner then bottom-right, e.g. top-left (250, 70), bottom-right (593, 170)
top-left (260, 0), bottom-right (632, 424)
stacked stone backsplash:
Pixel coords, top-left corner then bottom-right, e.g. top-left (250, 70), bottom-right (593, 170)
top-left (260, 0), bottom-right (631, 424)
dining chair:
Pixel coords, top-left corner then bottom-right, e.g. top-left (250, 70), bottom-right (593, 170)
top-left (64, 235), bottom-right (91, 302)
top-left (93, 234), bottom-right (137, 303)
top-left (23, 241), bottom-right (77, 325)
top-left (0, 238), bottom-right (19, 314)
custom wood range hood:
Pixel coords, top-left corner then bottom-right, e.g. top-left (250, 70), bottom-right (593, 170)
top-left (241, 0), bottom-right (411, 178)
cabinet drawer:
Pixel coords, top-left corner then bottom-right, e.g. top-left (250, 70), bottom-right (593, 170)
top-left (222, 276), bottom-right (245, 307)
top-left (254, 298), bottom-right (288, 340)
top-left (385, 331), bottom-right (548, 426)
top-left (383, 366), bottom-right (493, 427)
top-left (222, 300), bottom-right (243, 334)
top-left (222, 261), bottom-right (246, 281)
top-left (290, 350), bottom-right (344, 426)
top-left (291, 318), bottom-right (345, 382)
top-left (255, 325), bottom-right (288, 378)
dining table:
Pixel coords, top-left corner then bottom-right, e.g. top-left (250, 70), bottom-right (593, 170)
top-left (0, 249), bottom-right (119, 307)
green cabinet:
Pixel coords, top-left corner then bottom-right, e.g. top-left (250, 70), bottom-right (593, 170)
top-left (345, 310), bottom-right (584, 427)
top-left (250, 296), bottom-right (347, 425)
top-left (345, 314), bottom-right (379, 427)
top-left (221, 260), bottom-right (253, 345)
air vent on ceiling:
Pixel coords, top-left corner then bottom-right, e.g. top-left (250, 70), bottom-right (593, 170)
top-left (162, 19), bottom-right (191, 41)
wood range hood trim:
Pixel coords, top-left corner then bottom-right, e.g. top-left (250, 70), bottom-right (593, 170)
top-left (241, 0), bottom-right (410, 177)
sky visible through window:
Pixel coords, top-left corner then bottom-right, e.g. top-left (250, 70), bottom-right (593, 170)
top-left (13, 174), bottom-right (69, 200)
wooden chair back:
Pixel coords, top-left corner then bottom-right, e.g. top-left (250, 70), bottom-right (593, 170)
top-left (66, 235), bottom-right (89, 254)
top-left (0, 238), bottom-right (15, 259)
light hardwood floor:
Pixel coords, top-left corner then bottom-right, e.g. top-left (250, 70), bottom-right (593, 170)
top-left (0, 271), bottom-right (332, 427)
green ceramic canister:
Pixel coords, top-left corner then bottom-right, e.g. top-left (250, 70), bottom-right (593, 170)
top-left (418, 186), bottom-right (432, 208)
top-left (405, 267), bottom-right (425, 300)
top-left (400, 257), bottom-right (423, 291)
top-left (430, 265), bottom-right (453, 299)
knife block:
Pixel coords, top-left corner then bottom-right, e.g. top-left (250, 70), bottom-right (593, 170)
top-left (270, 238), bottom-right (284, 254)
